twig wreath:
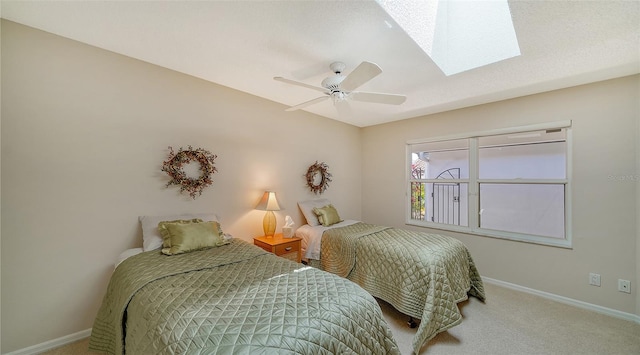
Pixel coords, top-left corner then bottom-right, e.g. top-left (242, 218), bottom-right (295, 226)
top-left (162, 146), bottom-right (217, 199)
top-left (305, 161), bottom-right (332, 194)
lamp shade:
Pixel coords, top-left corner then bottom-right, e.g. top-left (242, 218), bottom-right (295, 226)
top-left (255, 191), bottom-right (282, 211)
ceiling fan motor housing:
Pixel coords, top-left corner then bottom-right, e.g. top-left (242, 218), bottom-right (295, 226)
top-left (321, 75), bottom-right (346, 91)
top-left (322, 61), bottom-right (348, 91)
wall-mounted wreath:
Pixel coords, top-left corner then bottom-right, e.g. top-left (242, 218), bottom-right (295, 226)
top-left (162, 146), bottom-right (217, 199)
top-left (305, 161), bottom-right (332, 194)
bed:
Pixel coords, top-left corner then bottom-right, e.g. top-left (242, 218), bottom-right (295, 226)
top-left (89, 214), bottom-right (400, 355)
top-left (296, 200), bottom-right (486, 354)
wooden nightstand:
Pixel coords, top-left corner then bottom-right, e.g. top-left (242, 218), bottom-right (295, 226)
top-left (254, 234), bottom-right (302, 263)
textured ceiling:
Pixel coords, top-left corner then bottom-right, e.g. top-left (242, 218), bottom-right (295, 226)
top-left (2, 0), bottom-right (639, 127)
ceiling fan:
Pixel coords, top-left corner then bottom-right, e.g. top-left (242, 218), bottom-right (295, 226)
top-left (274, 61), bottom-right (406, 112)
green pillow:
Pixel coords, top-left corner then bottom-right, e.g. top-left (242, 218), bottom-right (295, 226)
top-left (158, 219), bottom-right (203, 248)
top-left (312, 204), bottom-right (343, 227)
top-left (161, 221), bottom-right (228, 255)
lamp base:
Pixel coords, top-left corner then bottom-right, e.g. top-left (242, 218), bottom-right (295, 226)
top-left (263, 210), bottom-right (276, 237)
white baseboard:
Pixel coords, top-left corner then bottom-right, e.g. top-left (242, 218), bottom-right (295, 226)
top-left (483, 276), bottom-right (640, 324)
top-left (6, 279), bottom-right (640, 354)
top-left (3, 328), bottom-right (91, 355)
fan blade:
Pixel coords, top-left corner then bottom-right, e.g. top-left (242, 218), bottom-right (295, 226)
top-left (274, 77), bottom-right (329, 94)
top-left (285, 96), bottom-right (329, 111)
top-left (350, 91), bottom-right (406, 105)
top-left (340, 61), bottom-right (382, 91)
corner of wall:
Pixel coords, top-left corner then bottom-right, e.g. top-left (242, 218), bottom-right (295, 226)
top-left (636, 90), bottom-right (640, 317)
top-left (1, 16), bottom-right (4, 346)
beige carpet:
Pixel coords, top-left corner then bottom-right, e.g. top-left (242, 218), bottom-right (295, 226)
top-left (379, 283), bottom-right (640, 354)
top-left (42, 283), bottom-right (640, 355)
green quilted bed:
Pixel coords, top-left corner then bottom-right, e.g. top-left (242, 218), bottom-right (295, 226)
top-left (89, 239), bottom-right (400, 354)
top-left (319, 222), bottom-right (486, 354)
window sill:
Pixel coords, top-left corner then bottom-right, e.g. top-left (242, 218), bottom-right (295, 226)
top-left (405, 220), bottom-right (573, 249)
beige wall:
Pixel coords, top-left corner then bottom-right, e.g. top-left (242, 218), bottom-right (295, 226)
top-left (0, 20), bottom-right (362, 353)
top-left (362, 74), bottom-right (639, 316)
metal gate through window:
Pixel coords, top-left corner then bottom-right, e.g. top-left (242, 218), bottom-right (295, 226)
top-left (432, 168), bottom-right (460, 225)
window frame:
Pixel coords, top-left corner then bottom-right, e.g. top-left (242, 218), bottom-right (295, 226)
top-left (406, 121), bottom-right (572, 248)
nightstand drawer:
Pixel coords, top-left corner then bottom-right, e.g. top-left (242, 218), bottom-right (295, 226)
top-left (274, 241), bottom-right (300, 256)
top-left (253, 234), bottom-right (302, 263)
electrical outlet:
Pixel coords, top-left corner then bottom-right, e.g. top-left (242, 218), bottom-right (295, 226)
top-left (618, 279), bottom-right (631, 293)
top-left (589, 273), bottom-right (601, 287)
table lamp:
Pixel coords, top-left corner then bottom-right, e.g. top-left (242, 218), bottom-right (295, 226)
top-left (255, 191), bottom-right (281, 237)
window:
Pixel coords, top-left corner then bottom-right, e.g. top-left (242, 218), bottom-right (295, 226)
top-left (407, 122), bottom-right (571, 247)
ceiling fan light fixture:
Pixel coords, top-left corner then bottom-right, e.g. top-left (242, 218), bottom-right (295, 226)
top-left (330, 91), bottom-right (347, 103)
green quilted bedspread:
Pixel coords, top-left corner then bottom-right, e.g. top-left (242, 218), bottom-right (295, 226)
top-left (89, 239), bottom-right (400, 355)
top-left (321, 223), bottom-right (486, 354)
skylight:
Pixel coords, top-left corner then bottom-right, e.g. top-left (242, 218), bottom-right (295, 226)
top-left (377, 0), bottom-right (521, 76)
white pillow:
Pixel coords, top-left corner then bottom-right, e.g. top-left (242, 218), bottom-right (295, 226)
top-left (139, 213), bottom-right (220, 251)
top-left (115, 248), bottom-right (143, 269)
top-left (297, 199), bottom-right (331, 227)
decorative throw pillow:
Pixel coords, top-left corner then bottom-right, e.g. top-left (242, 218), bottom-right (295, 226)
top-left (298, 198), bottom-right (331, 226)
top-left (312, 204), bottom-right (342, 227)
top-left (139, 213), bottom-right (221, 251)
top-left (161, 221), bottom-right (229, 256)
top-left (158, 219), bottom-right (203, 248)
